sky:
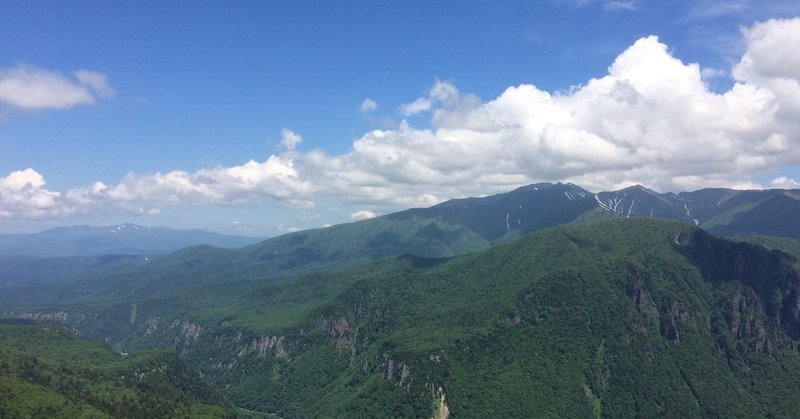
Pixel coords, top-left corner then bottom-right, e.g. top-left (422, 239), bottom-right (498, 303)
top-left (1, 0), bottom-right (800, 236)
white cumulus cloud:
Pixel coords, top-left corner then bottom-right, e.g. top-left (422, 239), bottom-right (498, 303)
top-left (4, 18), bottom-right (800, 223)
top-left (62, 153), bottom-right (313, 215)
top-left (0, 65), bottom-right (115, 109)
top-left (769, 176), bottom-right (800, 188)
top-left (734, 17), bottom-right (800, 117)
top-left (0, 169), bottom-right (63, 218)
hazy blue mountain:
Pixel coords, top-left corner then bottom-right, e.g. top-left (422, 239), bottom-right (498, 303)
top-left (2, 183), bottom-right (799, 307)
top-left (0, 223), bottom-right (263, 257)
top-left (3, 183), bottom-right (797, 262)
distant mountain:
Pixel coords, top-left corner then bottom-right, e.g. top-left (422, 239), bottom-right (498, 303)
top-left (8, 219), bottom-right (800, 417)
top-left (3, 183), bottom-right (797, 261)
top-left (3, 183), bottom-right (798, 305)
top-left (0, 223), bottom-right (263, 256)
top-left (594, 185), bottom-right (800, 238)
top-left (392, 182), bottom-right (800, 243)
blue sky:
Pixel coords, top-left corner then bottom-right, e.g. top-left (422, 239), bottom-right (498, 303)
top-left (1, 1), bottom-right (800, 235)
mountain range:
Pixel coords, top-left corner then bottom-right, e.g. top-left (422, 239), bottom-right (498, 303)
top-left (2, 183), bottom-right (800, 417)
top-left (0, 223), bottom-right (263, 257)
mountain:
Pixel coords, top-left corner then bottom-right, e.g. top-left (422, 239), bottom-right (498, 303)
top-left (3, 184), bottom-right (798, 261)
top-left (5, 219), bottom-right (800, 417)
top-left (0, 320), bottom-right (235, 418)
top-left (595, 185), bottom-right (800, 240)
top-left (2, 184), bottom-right (800, 416)
top-left (2, 183), bottom-right (799, 307)
top-left (0, 223), bottom-right (263, 257)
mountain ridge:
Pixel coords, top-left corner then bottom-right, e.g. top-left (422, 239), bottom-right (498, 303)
top-left (2, 182), bottom-right (799, 307)
top-left (0, 223), bottom-right (264, 257)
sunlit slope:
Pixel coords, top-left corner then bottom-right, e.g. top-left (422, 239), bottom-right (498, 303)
top-left (40, 219), bottom-right (799, 417)
top-left (0, 321), bottom-right (234, 418)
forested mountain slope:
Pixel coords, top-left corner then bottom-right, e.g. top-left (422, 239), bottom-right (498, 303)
top-left (0, 321), bottom-right (234, 418)
top-left (6, 219), bottom-right (800, 417)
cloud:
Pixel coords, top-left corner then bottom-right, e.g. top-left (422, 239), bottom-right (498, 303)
top-left (360, 98), bottom-right (378, 113)
top-left (701, 67), bottom-right (728, 79)
top-left (276, 224), bottom-right (302, 233)
top-left (0, 65), bottom-right (115, 109)
top-left (603, 1), bottom-right (637, 11)
top-left (349, 210), bottom-right (376, 220)
top-left (557, 0), bottom-right (637, 12)
top-left (769, 176), bottom-right (800, 188)
top-left (399, 97), bottom-right (432, 116)
top-left (734, 18), bottom-right (800, 81)
top-left (0, 169), bottom-right (63, 218)
top-left (399, 80), bottom-right (460, 116)
top-left (60, 153), bottom-right (313, 216)
top-left (4, 19), bottom-right (800, 222)
top-left (686, 0), bottom-right (748, 19)
top-left (74, 70), bottom-right (116, 98)
top-left (280, 128), bottom-right (303, 151)
top-left (733, 17), bottom-right (800, 116)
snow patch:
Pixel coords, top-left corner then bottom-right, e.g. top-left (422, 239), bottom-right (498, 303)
top-left (683, 204), bottom-right (699, 226)
top-left (595, 193), bottom-right (637, 217)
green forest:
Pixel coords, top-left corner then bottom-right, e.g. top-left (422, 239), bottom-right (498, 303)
top-left (3, 218), bottom-right (800, 417)
top-left (0, 320), bottom-right (235, 418)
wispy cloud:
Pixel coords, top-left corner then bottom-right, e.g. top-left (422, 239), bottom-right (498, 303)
top-left (685, 0), bottom-right (749, 19)
top-left (556, 0), bottom-right (637, 12)
top-left (700, 67), bottom-right (728, 80)
top-left (399, 80), bottom-right (460, 116)
top-left (399, 97), bottom-right (432, 116)
top-left (279, 128), bottom-right (303, 151)
top-left (359, 98), bottom-right (378, 113)
top-left (603, 1), bottom-right (637, 12)
top-left (349, 210), bottom-right (376, 220)
top-left (0, 65), bottom-right (115, 110)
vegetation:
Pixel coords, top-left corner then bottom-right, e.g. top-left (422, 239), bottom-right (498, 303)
top-left (2, 182), bottom-right (800, 417)
top-left (728, 234), bottom-right (800, 259)
top-left (0, 320), bottom-right (235, 418)
top-left (5, 219), bottom-right (798, 417)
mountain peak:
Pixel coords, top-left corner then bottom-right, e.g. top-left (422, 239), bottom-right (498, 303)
top-left (513, 182), bottom-right (554, 192)
top-left (619, 184), bottom-right (658, 194)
